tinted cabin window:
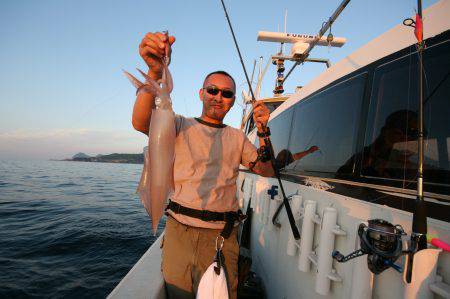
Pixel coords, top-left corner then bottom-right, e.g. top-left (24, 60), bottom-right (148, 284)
top-left (285, 73), bottom-right (366, 174)
top-left (259, 108), bottom-right (294, 168)
top-left (245, 113), bottom-right (255, 135)
top-left (245, 101), bottom-right (284, 135)
top-left (361, 40), bottom-right (450, 187)
top-left (266, 101), bottom-right (283, 113)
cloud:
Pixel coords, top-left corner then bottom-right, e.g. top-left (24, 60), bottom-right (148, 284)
top-left (0, 128), bottom-right (146, 160)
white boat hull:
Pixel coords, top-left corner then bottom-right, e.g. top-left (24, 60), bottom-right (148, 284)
top-left (107, 234), bottom-right (166, 299)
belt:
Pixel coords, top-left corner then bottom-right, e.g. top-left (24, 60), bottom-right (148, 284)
top-left (166, 200), bottom-right (245, 239)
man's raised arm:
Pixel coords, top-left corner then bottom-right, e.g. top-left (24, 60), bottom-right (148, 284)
top-left (132, 32), bottom-right (175, 135)
top-left (250, 101), bottom-right (275, 177)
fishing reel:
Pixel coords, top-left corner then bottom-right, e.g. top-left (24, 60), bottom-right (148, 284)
top-left (332, 219), bottom-right (406, 274)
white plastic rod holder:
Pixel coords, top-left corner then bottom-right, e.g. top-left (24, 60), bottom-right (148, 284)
top-left (262, 193), bottom-right (270, 224)
top-left (287, 195), bottom-right (303, 256)
top-left (244, 178), bottom-right (253, 208)
top-left (350, 222), bottom-right (373, 299)
top-left (254, 181), bottom-right (268, 220)
top-left (315, 206), bottom-right (345, 296)
top-left (298, 200), bottom-right (317, 272)
top-left (403, 248), bottom-right (442, 299)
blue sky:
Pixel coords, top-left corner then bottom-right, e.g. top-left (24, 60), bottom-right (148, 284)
top-left (0, 0), bottom-right (436, 160)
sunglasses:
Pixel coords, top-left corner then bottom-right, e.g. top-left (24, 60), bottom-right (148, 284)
top-left (204, 85), bottom-right (235, 99)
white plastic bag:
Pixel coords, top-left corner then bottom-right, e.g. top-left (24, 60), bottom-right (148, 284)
top-left (196, 262), bottom-right (229, 299)
top-left (196, 236), bottom-right (229, 299)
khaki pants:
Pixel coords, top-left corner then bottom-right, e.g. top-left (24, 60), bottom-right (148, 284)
top-left (162, 216), bottom-right (239, 299)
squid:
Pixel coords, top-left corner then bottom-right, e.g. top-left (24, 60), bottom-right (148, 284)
top-left (123, 55), bottom-right (175, 234)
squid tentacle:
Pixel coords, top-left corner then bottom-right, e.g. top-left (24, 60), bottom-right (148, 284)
top-left (122, 69), bottom-right (144, 89)
top-left (137, 69), bottom-right (162, 97)
top-left (163, 63), bottom-right (173, 94)
top-left (123, 69), bottom-right (160, 96)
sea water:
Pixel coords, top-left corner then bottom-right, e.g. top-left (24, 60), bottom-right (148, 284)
top-left (0, 160), bottom-right (164, 298)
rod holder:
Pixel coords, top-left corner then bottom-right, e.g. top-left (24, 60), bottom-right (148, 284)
top-left (287, 195), bottom-right (303, 256)
top-left (298, 200), bottom-right (317, 272)
top-left (350, 222), bottom-right (374, 299)
top-left (403, 248), bottom-right (442, 298)
top-left (315, 206), bottom-right (345, 296)
top-left (254, 181), bottom-right (269, 222)
top-left (244, 178), bottom-right (253, 208)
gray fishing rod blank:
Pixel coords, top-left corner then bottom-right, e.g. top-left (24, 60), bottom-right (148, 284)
top-left (219, 0), bottom-right (300, 240)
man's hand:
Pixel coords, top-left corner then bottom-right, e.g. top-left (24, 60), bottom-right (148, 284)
top-left (132, 32), bottom-right (175, 135)
top-left (250, 100), bottom-right (274, 177)
top-left (139, 32), bottom-right (176, 78)
top-left (307, 145), bottom-right (319, 153)
top-left (252, 101), bottom-right (270, 132)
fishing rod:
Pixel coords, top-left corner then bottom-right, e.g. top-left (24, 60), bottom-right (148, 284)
top-left (412, 0), bottom-right (427, 252)
top-left (240, 60), bottom-right (257, 130)
top-left (219, 0), bottom-right (301, 240)
top-left (283, 0), bottom-right (350, 83)
top-left (403, 0), bottom-right (428, 283)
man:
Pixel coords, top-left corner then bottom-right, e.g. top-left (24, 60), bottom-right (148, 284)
top-left (132, 31), bottom-right (274, 299)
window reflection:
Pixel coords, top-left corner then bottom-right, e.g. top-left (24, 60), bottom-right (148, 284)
top-left (285, 73), bottom-right (366, 174)
top-left (275, 146), bottom-right (319, 169)
top-left (338, 109), bottom-right (420, 178)
top-left (267, 108), bottom-right (294, 169)
top-left (352, 41), bottom-right (450, 186)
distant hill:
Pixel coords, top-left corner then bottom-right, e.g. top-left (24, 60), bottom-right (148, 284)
top-left (70, 153), bottom-right (143, 164)
top-left (72, 152), bottom-right (91, 159)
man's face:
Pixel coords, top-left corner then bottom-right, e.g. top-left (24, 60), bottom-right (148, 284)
top-left (199, 74), bottom-right (236, 123)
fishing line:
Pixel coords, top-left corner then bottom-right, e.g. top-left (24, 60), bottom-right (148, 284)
top-left (68, 90), bottom-right (122, 129)
top-left (219, 0), bottom-right (256, 101)
top-left (424, 70), bottom-right (450, 105)
top-left (403, 44), bottom-right (414, 188)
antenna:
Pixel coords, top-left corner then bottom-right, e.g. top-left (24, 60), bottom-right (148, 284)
top-left (279, 9), bottom-right (288, 54)
top-left (284, 9), bottom-right (287, 33)
top-left (277, 24), bottom-right (282, 54)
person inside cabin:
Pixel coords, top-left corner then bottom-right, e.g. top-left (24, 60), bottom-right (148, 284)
top-left (336, 109), bottom-right (421, 179)
top-left (131, 31), bottom-right (274, 299)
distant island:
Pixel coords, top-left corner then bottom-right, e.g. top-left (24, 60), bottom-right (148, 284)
top-left (60, 152), bottom-right (144, 164)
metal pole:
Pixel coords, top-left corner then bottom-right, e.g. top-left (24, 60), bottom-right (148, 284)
top-left (283, 0), bottom-right (350, 82)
